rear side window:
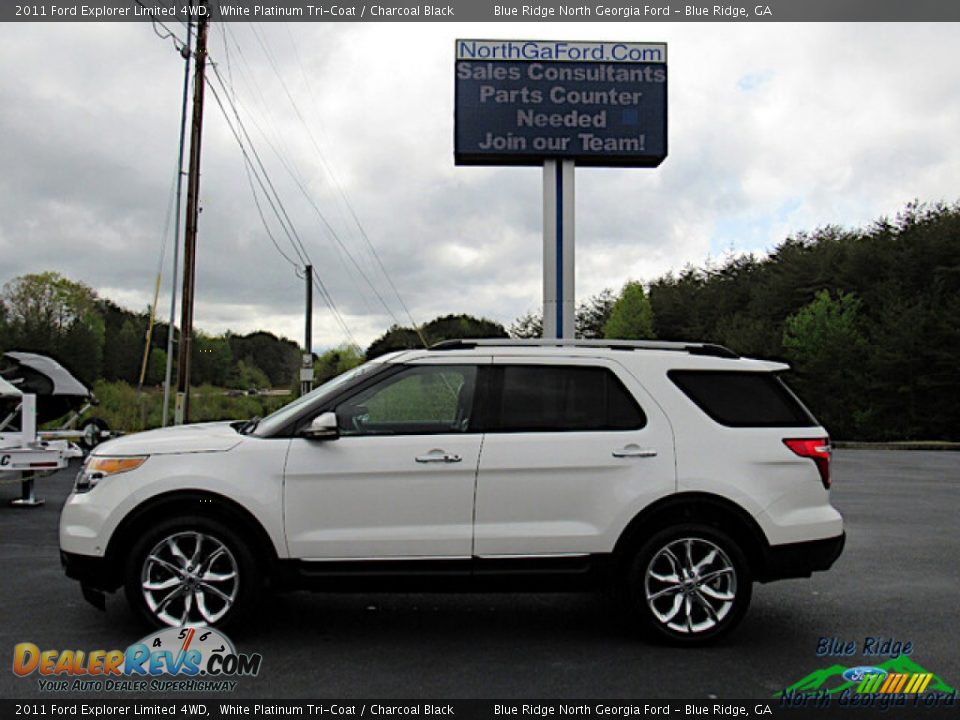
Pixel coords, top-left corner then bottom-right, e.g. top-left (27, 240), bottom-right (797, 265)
top-left (668, 370), bottom-right (817, 427)
top-left (494, 365), bottom-right (646, 432)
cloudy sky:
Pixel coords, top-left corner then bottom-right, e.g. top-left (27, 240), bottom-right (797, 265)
top-left (0, 22), bottom-right (957, 350)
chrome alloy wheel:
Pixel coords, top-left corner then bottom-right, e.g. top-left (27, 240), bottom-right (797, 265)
top-left (140, 531), bottom-right (240, 627)
top-left (643, 537), bottom-right (737, 635)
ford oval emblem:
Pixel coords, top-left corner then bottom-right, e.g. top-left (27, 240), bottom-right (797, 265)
top-left (843, 666), bottom-right (888, 682)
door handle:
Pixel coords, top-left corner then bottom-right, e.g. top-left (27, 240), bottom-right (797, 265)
top-left (612, 446), bottom-right (658, 458)
top-left (416, 451), bottom-right (462, 463)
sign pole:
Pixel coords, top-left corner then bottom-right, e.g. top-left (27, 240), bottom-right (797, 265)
top-left (454, 39), bottom-right (666, 343)
top-left (542, 159), bottom-right (576, 340)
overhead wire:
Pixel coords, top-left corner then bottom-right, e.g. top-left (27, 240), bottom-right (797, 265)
top-left (223, 25), bottom-right (398, 327)
top-left (215, 25), bottom-right (378, 320)
top-left (142, 16), bottom-right (396, 355)
top-left (207, 76), bottom-right (359, 350)
top-left (278, 24), bottom-right (429, 347)
top-left (212, 29), bottom-right (303, 271)
top-left (208, 24), bottom-right (363, 351)
top-left (247, 24), bottom-right (427, 343)
top-left (205, 66), bottom-right (362, 352)
top-left (135, 0), bottom-right (188, 51)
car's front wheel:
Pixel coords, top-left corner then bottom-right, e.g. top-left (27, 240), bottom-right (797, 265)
top-left (624, 524), bottom-right (752, 644)
top-left (124, 516), bottom-right (261, 628)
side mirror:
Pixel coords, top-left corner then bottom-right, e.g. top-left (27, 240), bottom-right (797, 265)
top-left (303, 411), bottom-right (339, 440)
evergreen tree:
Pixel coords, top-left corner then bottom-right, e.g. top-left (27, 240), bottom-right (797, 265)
top-left (604, 281), bottom-right (656, 340)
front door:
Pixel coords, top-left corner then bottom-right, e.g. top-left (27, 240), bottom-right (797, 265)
top-left (283, 361), bottom-right (484, 559)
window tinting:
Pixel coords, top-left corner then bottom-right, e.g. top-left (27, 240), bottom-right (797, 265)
top-left (495, 365), bottom-right (645, 432)
top-left (669, 370), bottom-right (817, 427)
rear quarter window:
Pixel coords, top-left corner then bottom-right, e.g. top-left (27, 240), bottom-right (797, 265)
top-left (668, 370), bottom-right (817, 428)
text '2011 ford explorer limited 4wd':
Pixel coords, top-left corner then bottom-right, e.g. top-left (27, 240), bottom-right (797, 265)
top-left (61, 339), bottom-right (844, 643)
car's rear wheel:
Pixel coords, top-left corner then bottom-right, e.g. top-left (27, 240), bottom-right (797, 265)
top-left (624, 524), bottom-right (752, 644)
top-left (124, 516), bottom-right (261, 628)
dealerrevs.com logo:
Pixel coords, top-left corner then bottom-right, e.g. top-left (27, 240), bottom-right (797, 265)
top-left (13, 627), bottom-right (262, 692)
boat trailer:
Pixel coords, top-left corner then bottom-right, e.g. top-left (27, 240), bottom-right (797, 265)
top-left (0, 376), bottom-right (82, 507)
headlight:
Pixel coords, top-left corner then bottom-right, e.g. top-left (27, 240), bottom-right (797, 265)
top-left (74, 455), bottom-right (148, 493)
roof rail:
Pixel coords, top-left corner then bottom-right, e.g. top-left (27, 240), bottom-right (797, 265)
top-left (429, 338), bottom-right (739, 359)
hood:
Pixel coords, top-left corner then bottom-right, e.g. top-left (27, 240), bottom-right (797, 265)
top-left (92, 421), bottom-right (244, 456)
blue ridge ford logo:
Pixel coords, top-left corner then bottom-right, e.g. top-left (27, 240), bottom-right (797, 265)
top-left (842, 667), bottom-right (888, 683)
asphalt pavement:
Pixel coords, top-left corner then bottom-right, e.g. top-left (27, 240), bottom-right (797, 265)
top-left (1, 450), bottom-right (957, 699)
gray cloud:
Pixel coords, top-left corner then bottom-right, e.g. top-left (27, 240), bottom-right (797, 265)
top-left (1, 22), bottom-right (958, 349)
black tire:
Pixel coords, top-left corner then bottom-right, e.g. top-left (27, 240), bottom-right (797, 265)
top-left (622, 524), bottom-right (752, 645)
top-left (80, 417), bottom-right (109, 451)
top-left (124, 515), bottom-right (262, 629)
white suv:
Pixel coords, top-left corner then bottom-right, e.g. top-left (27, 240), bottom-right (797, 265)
top-left (60, 339), bottom-right (844, 643)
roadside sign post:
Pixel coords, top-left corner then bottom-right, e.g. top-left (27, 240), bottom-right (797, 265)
top-left (454, 39), bottom-right (668, 339)
top-left (542, 159), bottom-right (576, 338)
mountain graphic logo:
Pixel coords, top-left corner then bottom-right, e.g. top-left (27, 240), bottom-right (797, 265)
top-left (775, 655), bottom-right (955, 697)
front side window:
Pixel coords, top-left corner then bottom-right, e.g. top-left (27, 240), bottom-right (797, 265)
top-left (254, 361), bottom-right (384, 437)
top-left (335, 365), bottom-right (478, 436)
top-left (493, 365), bottom-right (646, 432)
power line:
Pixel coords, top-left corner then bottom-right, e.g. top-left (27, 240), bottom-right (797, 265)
top-left (247, 24), bottom-right (426, 345)
top-left (218, 25), bottom-right (384, 323)
top-left (277, 24), bottom-right (429, 347)
top-left (135, 0), bottom-right (187, 50)
top-left (205, 72), bottom-right (361, 352)
top-left (207, 75), bottom-right (358, 349)
top-left (143, 19), bottom-right (383, 354)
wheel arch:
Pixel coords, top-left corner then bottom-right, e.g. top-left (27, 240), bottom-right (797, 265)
top-left (612, 492), bottom-right (769, 577)
top-left (104, 490), bottom-right (281, 589)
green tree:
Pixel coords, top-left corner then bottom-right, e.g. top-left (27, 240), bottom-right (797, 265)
top-left (192, 333), bottom-right (233, 387)
top-left (576, 288), bottom-right (617, 339)
top-left (783, 290), bottom-right (867, 437)
top-left (230, 359), bottom-right (271, 391)
top-left (509, 289), bottom-right (616, 339)
top-left (0, 272), bottom-right (105, 383)
top-left (314, 345), bottom-right (364, 385)
top-left (226, 331), bottom-right (300, 387)
top-left (113, 320), bottom-right (142, 384)
top-left (508, 310), bottom-right (542, 339)
top-left (603, 281), bottom-right (656, 340)
top-left (0, 299), bottom-right (11, 353)
top-left (145, 348), bottom-right (167, 387)
top-left (366, 314), bottom-right (508, 359)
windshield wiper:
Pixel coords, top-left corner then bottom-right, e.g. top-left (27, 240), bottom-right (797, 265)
top-left (238, 416), bottom-right (261, 435)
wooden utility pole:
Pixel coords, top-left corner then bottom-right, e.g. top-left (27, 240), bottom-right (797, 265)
top-left (174, 0), bottom-right (208, 425)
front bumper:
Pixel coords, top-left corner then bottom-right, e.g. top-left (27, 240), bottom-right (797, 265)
top-left (60, 550), bottom-right (122, 592)
top-left (757, 531), bottom-right (846, 582)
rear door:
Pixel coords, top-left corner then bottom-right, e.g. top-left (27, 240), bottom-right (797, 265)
top-left (473, 357), bottom-right (676, 556)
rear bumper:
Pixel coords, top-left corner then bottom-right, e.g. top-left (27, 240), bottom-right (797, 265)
top-left (757, 532), bottom-right (845, 582)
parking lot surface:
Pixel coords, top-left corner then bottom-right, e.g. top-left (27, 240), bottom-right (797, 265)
top-left (1, 449), bottom-right (957, 699)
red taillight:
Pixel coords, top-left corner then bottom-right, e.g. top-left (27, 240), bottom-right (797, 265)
top-left (784, 437), bottom-right (832, 489)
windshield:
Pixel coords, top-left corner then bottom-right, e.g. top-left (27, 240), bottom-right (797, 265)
top-left (253, 361), bottom-right (383, 437)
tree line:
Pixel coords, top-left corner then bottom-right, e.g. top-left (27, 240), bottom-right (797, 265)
top-left (2, 200), bottom-right (958, 439)
top-left (370, 201), bottom-right (960, 441)
top-left (0, 272), bottom-right (301, 392)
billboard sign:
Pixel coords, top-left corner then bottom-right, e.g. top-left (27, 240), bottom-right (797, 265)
top-left (454, 39), bottom-right (668, 167)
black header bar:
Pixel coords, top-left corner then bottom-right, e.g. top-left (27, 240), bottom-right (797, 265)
top-left (4, 0), bottom-right (960, 22)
